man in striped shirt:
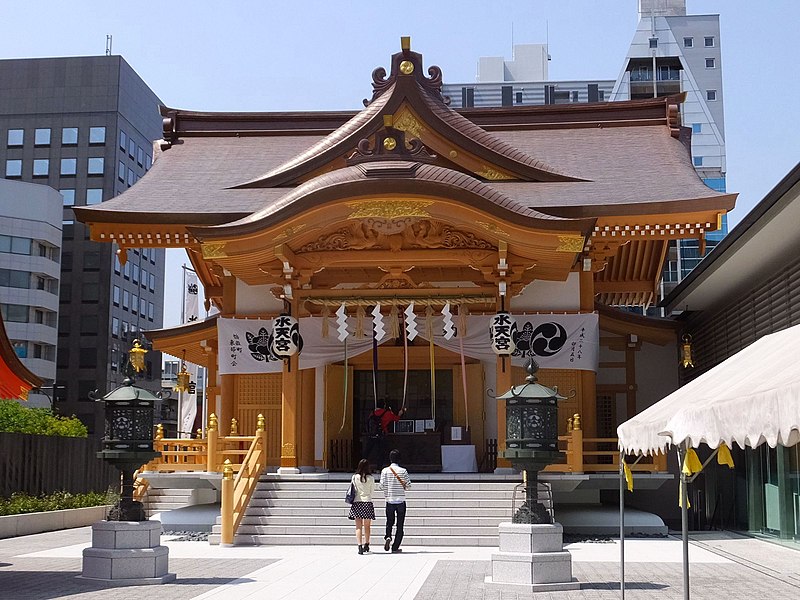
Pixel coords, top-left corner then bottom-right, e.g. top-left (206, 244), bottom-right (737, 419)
top-left (380, 448), bottom-right (411, 553)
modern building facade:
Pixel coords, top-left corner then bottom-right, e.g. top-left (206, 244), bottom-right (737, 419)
top-left (443, 0), bottom-right (728, 305)
top-left (0, 55), bottom-right (165, 431)
top-left (664, 163), bottom-right (800, 543)
top-left (0, 178), bottom-right (61, 407)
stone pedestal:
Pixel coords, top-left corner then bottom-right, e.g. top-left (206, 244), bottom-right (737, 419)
top-left (485, 522), bottom-right (580, 592)
top-left (81, 520), bottom-right (175, 585)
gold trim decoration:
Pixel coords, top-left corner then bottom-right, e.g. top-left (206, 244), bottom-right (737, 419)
top-left (399, 60), bottom-right (414, 75)
top-left (393, 111), bottom-right (426, 140)
top-left (346, 199), bottom-right (432, 219)
top-left (273, 224), bottom-right (308, 242)
top-left (201, 242), bottom-right (228, 259)
top-left (281, 442), bottom-right (296, 458)
top-left (556, 235), bottom-right (586, 253)
top-left (476, 221), bottom-right (510, 237)
top-left (477, 165), bottom-right (514, 181)
top-left (383, 137), bottom-right (397, 151)
top-left (449, 150), bottom-right (458, 158)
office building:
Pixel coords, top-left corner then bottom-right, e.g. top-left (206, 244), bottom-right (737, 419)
top-left (0, 179), bottom-right (62, 407)
top-left (443, 0), bottom-right (727, 305)
top-left (0, 55), bottom-right (165, 431)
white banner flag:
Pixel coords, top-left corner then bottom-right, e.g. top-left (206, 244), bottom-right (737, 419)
top-left (179, 268), bottom-right (200, 437)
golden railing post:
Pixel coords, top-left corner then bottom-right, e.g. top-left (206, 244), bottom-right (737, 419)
top-left (230, 418), bottom-right (238, 436)
top-left (207, 413), bottom-right (219, 472)
top-left (220, 459), bottom-right (234, 546)
top-left (257, 413), bottom-right (267, 454)
top-left (571, 413), bottom-right (584, 473)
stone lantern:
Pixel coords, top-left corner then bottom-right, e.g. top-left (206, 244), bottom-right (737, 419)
top-left (488, 358), bottom-right (579, 592)
top-left (497, 358), bottom-right (565, 524)
top-left (81, 346), bottom-right (175, 585)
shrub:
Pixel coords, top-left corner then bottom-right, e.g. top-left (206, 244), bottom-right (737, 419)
top-left (0, 491), bottom-right (111, 516)
top-left (0, 400), bottom-right (88, 437)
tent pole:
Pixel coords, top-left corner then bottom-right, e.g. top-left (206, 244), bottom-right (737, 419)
top-left (679, 444), bottom-right (690, 600)
top-left (619, 451), bottom-right (625, 599)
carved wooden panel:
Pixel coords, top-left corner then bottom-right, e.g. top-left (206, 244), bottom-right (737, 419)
top-left (236, 373), bottom-right (282, 466)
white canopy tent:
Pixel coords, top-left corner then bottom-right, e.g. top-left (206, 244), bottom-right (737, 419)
top-left (616, 323), bottom-right (800, 600)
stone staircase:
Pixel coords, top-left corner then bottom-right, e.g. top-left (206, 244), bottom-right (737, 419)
top-left (144, 488), bottom-right (217, 517)
top-left (209, 475), bottom-right (548, 546)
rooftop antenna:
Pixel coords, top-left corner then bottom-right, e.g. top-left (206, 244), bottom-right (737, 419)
top-left (105, 35), bottom-right (112, 56)
top-left (546, 20), bottom-right (551, 61)
top-left (511, 22), bottom-right (514, 58)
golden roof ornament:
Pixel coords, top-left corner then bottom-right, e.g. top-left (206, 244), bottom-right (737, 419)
top-left (681, 334), bottom-right (694, 368)
top-left (174, 362), bottom-right (191, 393)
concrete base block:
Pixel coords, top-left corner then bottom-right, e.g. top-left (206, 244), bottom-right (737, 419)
top-left (277, 467), bottom-right (301, 475)
top-left (499, 522), bottom-right (564, 553)
top-left (484, 575), bottom-right (581, 592)
top-left (491, 550), bottom-right (573, 584)
top-left (81, 520), bottom-right (174, 585)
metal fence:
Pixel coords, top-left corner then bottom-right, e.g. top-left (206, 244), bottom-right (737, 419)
top-left (0, 432), bottom-right (118, 497)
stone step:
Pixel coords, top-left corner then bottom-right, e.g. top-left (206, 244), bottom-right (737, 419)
top-left (248, 497), bottom-right (515, 508)
top-left (239, 515), bottom-right (508, 527)
top-left (145, 488), bottom-right (195, 497)
top-left (250, 490), bottom-right (517, 500)
top-left (256, 481), bottom-right (520, 492)
top-left (240, 506), bottom-right (512, 518)
top-left (227, 524), bottom-right (499, 536)
top-left (209, 533), bottom-right (500, 546)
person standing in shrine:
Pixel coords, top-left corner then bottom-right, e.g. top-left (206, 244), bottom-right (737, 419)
top-left (380, 448), bottom-right (411, 553)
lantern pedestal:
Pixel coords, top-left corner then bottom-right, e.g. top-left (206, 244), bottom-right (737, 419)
top-left (81, 520), bottom-right (175, 585)
top-left (486, 523), bottom-right (580, 592)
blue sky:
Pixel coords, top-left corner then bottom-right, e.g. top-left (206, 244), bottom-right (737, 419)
top-left (2, 1), bottom-right (798, 328)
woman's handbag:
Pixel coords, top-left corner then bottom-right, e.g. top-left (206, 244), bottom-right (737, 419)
top-left (345, 480), bottom-right (356, 504)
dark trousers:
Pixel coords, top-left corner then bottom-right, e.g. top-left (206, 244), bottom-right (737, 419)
top-left (363, 435), bottom-right (386, 470)
top-left (385, 501), bottom-right (406, 549)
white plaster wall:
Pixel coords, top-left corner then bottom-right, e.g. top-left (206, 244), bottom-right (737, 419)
top-left (513, 272), bottom-right (580, 312)
top-left (235, 281), bottom-right (285, 315)
top-left (597, 343), bottom-right (625, 387)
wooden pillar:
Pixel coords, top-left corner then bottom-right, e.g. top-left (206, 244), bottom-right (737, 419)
top-left (579, 267), bottom-right (597, 439)
top-left (219, 274), bottom-right (237, 432)
top-left (299, 368), bottom-right (316, 469)
top-left (495, 291), bottom-right (512, 471)
top-left (279, 295), bottom-right (301, 473)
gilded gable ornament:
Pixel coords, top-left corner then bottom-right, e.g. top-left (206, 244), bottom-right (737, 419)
top-left (556, 235), bottom-right (586, 253)
top-left (346, 200), bottom-right (432, 220)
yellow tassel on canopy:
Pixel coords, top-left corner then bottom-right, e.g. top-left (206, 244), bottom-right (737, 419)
top-left (682, 448), bottom-right (703, 475)
top-left (717, 443), bottom-right (735, 468)
top-left (678, 481), bottom-right (691, 508)
top-left (622, 459), bottom-right (633, 492)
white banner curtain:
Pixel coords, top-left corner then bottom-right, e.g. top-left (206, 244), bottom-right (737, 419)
top-left (217, 313), bottom-right (598, 375)
top-left (179, 269), bottom-right (200, 437)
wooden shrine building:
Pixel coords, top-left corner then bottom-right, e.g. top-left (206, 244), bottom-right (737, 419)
top-left (75, 39), bottom-right (735, 475)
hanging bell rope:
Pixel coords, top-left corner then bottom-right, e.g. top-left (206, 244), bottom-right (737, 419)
top-left (388, 302), bottom-right (400, 339)
top-left (338, 337), bottom-right (349, 435)
top-left (321, 304), bottom-right (331, 339)
top-left (401, 308), bottom-right (409, 410)
top-left (355, 305), bottom-right (366, 338)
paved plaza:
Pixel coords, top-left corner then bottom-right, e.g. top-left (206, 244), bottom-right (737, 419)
top-left (1, 527), bottom-right (799, 599)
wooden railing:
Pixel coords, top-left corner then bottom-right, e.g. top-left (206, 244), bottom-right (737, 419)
top-left (220, 415), bottom-right (268, 545)
top-left (542, 413), bottom-right (668, 474)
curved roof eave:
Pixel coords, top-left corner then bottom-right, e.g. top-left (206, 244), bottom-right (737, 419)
top-left (188, 162), bottom-right (595, 242)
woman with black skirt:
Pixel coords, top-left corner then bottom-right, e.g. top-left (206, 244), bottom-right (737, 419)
top-left (349, 458), bottom-right (376, 554)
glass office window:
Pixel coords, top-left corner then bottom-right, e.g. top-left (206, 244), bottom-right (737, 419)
top-left (118, 161), bottom-right (126, 181)
top-left (86, 188), bottom-right (103, 205)
top-left (89, 126), bottom-right (106, 144)
top-left (145, 155), bottom-right (152, 170)
top-left (127, 169), bottom-right (134, 186)
top-left (122, 289), bottom-right (130, 310)
top-left (60, 189), bottom-right (75, 206)
top-left (33, 159), bottom-right (49, 176)
top-left (148, 272), bottom-right (155, 292)
top-left (62, 127), bottom-right (78, 145)
top-left (132, 264), bottom-right (139, 284)
top-left (112, 317), bottom-right (120, 337)
top-left (141, 269), bottom-right (148, 289)
top-left (5, 159), bottom-right (22, 177)
top-left (148, 302), bottom-right (154, 321)
top-left (119, 130), bottom-right (127, 150)
top-left (692, 123), bottom-right (702, 134)
top-left (60, 158), bottom-right (77, 175)
top-left (87, 157), bottom-right (104, 175)
top-left (7, 129), bottom-right (24, 146)
top-left (140, 297), bottom-right (146, 315)
top-left (137, 147), bottom-right (144, 166)
top-left (128, 139), bottom-right (136, 158)
top-left (113, 285), bottom-right (120, 306)
top-left (34, 128), bottom-right (51, 146)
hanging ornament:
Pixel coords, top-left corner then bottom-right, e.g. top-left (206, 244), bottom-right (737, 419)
top-left (404, 303), bottom-right (418, 341)
top-left (128, 338), bottom-right (147, 373)
top-left (441, 302), bottom-right (455, 340)
top-left (271, 314), bottom-right (303, 357)
top-left (681, 334), bottom-right (694, 368)
top-left (372, 303), bottom-right (386, 342)
top-left (489, 311), bottom-right (517, 355)
top-left (336, 303), bottom-right (349, 342)
top-left (174, 362), bottom-right (191, 393)
top-left (355, 305), bottom-right (366, 338)
top-left (388, 302), bottom-right (400, 339)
